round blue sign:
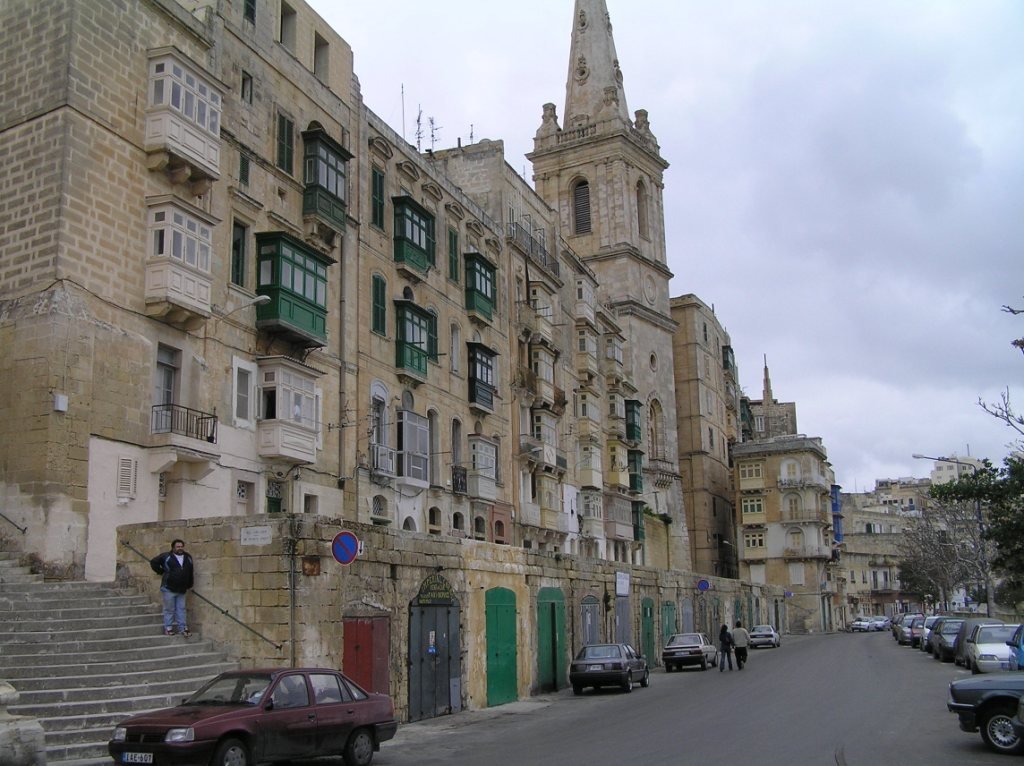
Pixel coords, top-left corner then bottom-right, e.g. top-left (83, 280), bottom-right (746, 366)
top-left (332, 531), bottom-right (360, 565)
top-left (697, 579), bottom-right (710, 592)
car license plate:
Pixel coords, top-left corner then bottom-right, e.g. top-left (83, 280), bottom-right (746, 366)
top-left (588, 664), bottom-right (604, 671)
top-left (123, 754), bottom-right (153, 764)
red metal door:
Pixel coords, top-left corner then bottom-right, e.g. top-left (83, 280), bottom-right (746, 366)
top-left (343, 617), bottom-right (390, 694)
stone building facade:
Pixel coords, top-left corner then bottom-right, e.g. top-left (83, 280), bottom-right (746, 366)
top-left (671, 294), bottom-right (740, 578)
top-left (0, 0), bottom-right (788, 721)
top-left (733, 435), bottom-right (838, 632)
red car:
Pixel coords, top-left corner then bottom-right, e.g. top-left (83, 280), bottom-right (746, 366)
top-left (108, 668), bottom-right (397, 766)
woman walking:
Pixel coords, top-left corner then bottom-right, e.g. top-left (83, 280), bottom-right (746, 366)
top-left (718, 623), bottom-right (734, 672)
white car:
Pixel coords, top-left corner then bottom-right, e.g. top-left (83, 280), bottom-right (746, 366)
top-left (965, 623), bottom-right (1021, 673)
top-left (749, 625), bottom-right (781, 648)
top-left (850, 617), bottom-right (872, 632)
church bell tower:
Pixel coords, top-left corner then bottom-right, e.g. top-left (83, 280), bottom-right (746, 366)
top-left (528, 0), bottom-right (689, 569)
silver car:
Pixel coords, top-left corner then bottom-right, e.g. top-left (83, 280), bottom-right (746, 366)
top-left (661, 632), bottom-right (718, 671)
top-left (965, 623), bottom-right (1021, 673)
top-left (749, 625), bottom-right (781, 648)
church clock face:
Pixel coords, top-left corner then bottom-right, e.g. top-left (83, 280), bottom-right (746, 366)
top-left (643, 274), bottom-right (657, 305)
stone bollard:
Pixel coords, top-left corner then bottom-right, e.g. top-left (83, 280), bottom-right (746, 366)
top-left (0, 681), bottom-right (47, 766)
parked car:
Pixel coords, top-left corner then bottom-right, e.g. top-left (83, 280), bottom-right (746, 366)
top-left (898, 615), bottom-right (926, 647)
top-left (749, 625), bottom-right (781, 648)
top-left (1008, 624), bottom-right (1024, 671)
top-left (933, 618), bottom-right (965, 662)
top-left (1011, 693), bottom-right (1024, 747)
top-left (570, 643), bottom-right (650, 693)
top-left (892, 613), bottom-right (922, 641)
top-left (948, 672), bottom-right (1024, 754)
top-left (850, 617), bottom-right (872, 632)
top-left (965, 624), bottom-right (1021, 674)
top-left (955, 618), bottom-right (1004, 667)
top-left (920, 615), bottom-right (943, 653)
top-left (661, 632), bottom-right (717, 671)
top-left (108, 668), bottom-right (398, 766)
top-left (870, 616), bottom-right (891, 632)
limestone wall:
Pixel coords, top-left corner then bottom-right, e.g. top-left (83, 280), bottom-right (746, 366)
top-left (117, 514), bottom-right (781, 720)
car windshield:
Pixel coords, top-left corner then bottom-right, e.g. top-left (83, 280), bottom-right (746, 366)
top-left (977, 625), bottom-right (1017, 643)
top-left (940, 621), bottom-right (963, 634)
top-left (186, 673), bottom-right (274, 705)
top-left (579, 645), bottom-right (622, 659)
top-left (668, 634), bottom-right (702, 646)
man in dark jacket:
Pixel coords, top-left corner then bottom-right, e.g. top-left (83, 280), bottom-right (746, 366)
top-left (150, 539), bottom-right (195, 637)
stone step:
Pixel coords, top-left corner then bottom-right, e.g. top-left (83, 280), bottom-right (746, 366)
top-left (1, 595), bottom-right (154, 613)
top-left (40, 706), bottom-right (175, 734)
top-left (10, 661), bottom-right (230, 692)
top-left (0, 649), bottom-right (228, 680)
top-left (48, 738), bottom-right (120, 763)
top-left (0, 580), bottom-right (128, 595)
top-left (11, 670), bottom-right (229, 706)
top-left (0, 630), bottom-right (200, 655)
top-left (46, 758), bottom-right (109, 766)
top-left (11, 689), bottom-right (206, 719)
top-left (0, 639), bottom-right (223, 669)
top-left (0, 570), bottom-right (44, 583)
top-left (0, 611), bottom-right (163, 633)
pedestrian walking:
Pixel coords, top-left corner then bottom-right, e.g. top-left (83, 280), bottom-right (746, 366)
top-left (150, 538), bottom-right (194, 637)
top-left (733, 621), bottom-right (750, 669)
top-left (718, 623), bottom-right (734, 671)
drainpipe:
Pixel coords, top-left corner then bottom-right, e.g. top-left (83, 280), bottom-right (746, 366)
top-left (288, 515), bottom-right (298, 668)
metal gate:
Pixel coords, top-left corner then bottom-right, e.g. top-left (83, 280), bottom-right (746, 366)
top-left (681, 597), bottom-right (695, 632)
top-left (408, 574), bottom-right (461, 722)
top-left (486, 587), bottom-right (518, 707)
top-left (580, 595), bottom-right (602, 646)
top-left (536, 587), bottom-right (566, 692)
top-left (614, 595), bottom-right (631, 644)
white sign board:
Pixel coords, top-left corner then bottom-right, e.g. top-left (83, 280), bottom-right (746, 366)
top-left (616, 570), bottom-right (630, 597)
top-left (240, 525), bottom-right (272, 546)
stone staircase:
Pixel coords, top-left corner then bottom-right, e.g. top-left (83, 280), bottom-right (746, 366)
top-left (0, 552), bottom-right (237, 766)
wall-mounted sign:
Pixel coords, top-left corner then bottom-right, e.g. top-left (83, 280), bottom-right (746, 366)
top-left (241, 526), bottom-right (272, 546)
top-left (331, 531), bottom-right (360, 565)
top-left (616, 571), bottom-right (630, 597)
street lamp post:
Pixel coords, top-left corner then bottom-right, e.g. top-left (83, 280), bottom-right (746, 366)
top-left (912, 453), bottom-right (990, 617)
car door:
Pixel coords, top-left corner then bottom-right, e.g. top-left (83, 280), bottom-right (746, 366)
top-left (259, 673), bottom-right (318, 762)
top-left (309, 672), bottom-right (355, 755)
top-left (623, 644), bottom-right (641, 675)
top-left (1008, 625), bottom-right (1024, 671)
top-left (700, 634), bottom-right (715, 663)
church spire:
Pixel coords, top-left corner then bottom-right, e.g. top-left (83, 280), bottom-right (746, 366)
top-left (763, 355), bottom-right (774, 404)
top-left (564, 0), bottom-right (631, 128)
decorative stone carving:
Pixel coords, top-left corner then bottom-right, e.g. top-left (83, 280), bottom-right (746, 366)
top-left (575, 55), bottom-right (589, 84)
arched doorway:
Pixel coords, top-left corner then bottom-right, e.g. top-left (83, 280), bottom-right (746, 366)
top-left (408, 574), bottom-right (461, 722)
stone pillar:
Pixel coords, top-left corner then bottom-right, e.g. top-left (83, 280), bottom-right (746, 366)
top-left (0, 682), bottom-right (46, 766)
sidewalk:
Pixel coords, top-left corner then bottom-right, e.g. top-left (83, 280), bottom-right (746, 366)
top-left (389, 688), bottom-right (572, 746)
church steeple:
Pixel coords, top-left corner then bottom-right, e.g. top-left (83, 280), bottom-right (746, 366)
top-left (564, 0), bottom-right (631, 128)
top-left (763, 355), bottom-right (774, 404)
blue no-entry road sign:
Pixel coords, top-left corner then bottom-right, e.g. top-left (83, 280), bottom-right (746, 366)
top-left (332, 531), bottom-right (360, 565)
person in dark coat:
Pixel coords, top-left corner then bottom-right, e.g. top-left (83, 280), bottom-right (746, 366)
top-left (718, 624), bottom-right (734, 671)
top-left (150, 539), bottom-right (195, 637)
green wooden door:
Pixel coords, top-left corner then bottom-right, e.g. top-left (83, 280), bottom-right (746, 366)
top-left (661, 601), bottom-right (677, 645)
top-left (486, 587), bottom-right (518, 706)
top-left (537, 587), bottom-right (566, 692)
top-left (641, 598), bottom-right (655, 665)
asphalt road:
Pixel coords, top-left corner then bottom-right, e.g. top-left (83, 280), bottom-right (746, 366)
top-left (373, 630), bottom-right (1010, 766)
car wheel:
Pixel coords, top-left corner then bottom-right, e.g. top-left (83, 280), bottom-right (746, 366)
top-left (980, 704), bottom-right (1024, 755)
top-left (665, 663), bottom-right (672, 673)
top-left (971, 660), bottom-right (980, 675)
top-left (640, 668), bottom-right (650, 688)
top-left (700, 657), bottom-right (708, 671)
top-left (343, 727), bottom-right (375, 766)
top-left (572, 683), bottom-right (582, 695)
top-left (623, 671), bottom-right (633, 692)
top-left (212, 738), bottom-right (249, 766)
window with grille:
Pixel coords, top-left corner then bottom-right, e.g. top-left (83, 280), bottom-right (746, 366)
top-left (276, 112), bottom-right (294, 174)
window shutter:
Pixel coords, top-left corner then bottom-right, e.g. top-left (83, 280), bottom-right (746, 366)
top-left (573, 181), bottom-right (591, 234)
top-left (117, 457), bottom-right (137, 499)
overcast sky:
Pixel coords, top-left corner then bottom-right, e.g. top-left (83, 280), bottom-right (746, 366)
top-left (309, 0), bottom-right (1024, 492)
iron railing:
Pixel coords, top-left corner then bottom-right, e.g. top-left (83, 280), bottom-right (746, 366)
top-left (151, 404), bottom-right (218, 443)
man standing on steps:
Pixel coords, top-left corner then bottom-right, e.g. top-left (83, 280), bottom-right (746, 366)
top-left (150, 539), bottom-right (194, 637)
top-left (733, 621), bottom-right (750, 669)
